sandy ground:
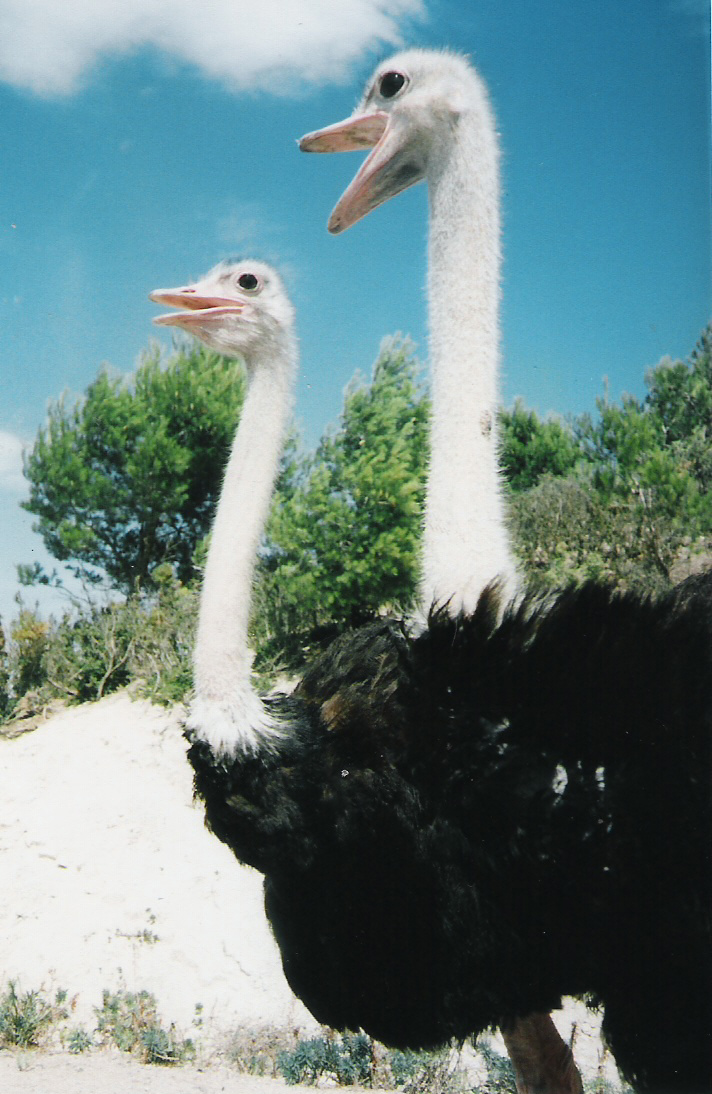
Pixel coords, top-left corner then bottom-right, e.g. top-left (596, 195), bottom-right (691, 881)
top-left (0, 1051), bottom-right (334, 1094)
top-left (0, 693), bottom-right (618, 1090)
top-left (0, 693), bottom-right (315, 1035)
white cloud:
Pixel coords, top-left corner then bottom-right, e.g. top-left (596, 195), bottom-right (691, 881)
top-left (0, 0), bottom-right (426, 97)
top-left (0, 431), bottom-right (26, 496)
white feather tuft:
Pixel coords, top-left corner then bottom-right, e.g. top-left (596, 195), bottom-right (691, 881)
top-left (187, 689), bottom-right (285, 758)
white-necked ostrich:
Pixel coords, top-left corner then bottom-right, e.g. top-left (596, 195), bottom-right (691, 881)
top-left (152, 259), bottom-right (296, 757)
top-left (299, 48), bottom-right (577, 1094)
top-left (301, 50), bottom-right (517, 615)
top-left (152, 261), bottom-right (711, 1094)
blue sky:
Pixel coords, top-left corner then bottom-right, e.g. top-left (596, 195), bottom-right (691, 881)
top-left (0, 0), bottom-right (710, 624)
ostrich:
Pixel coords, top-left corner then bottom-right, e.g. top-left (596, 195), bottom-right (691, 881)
top-left (299, 48), bottom-right (518, 615)
top-left (151, 263), bottom-right (712, 1094)
top-left (299, 48), bottom-right (579, 1093)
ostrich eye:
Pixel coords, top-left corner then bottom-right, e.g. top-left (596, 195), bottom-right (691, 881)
top-left (237, 272), bottom-right (259, 291)
top-left (379, 71), bottom-right (406, 99)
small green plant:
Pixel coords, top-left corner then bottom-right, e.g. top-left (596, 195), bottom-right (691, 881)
top-left (277, 1032), bottom-right (374, 1086)
top-left (66, 1026), bottom-right (93, 1054)
top-left (95, 988), bottom-right (193, 1065)
top-left (0, 981), bottom-right (68, 1049)
top-left (141, 1023), bottom-right (193, 1066)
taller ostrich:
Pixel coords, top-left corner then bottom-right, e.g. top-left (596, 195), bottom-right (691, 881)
top-left (152, 261), bottom-right (711, 1094)
top-left (300, 49), bottom-right (578, 1094)
top-left (300, 49), bottom-right (518, 613)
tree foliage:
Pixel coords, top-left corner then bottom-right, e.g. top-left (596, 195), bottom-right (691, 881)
top-left (255, 337), bottom-right (429, 655)
top-left (512, 324), bottom-right (712, 590)
top-left (23, 343), bottom-right (246, 594)
top-left (499, 399), bottom-right (581, 491)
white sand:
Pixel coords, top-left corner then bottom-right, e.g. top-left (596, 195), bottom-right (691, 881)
top-left (0, 692), bottom-right (315, 1036)
top-left (0, 1052), bottom-right (297, 1094)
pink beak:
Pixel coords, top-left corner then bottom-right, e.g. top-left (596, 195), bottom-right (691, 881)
top-left (300, 110), bottom-right (419, 234)
top-left (149, 286), bottom-right (245, 329)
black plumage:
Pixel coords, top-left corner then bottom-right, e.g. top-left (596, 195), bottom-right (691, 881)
top-left (188, 578), bottom-right (712, 1094)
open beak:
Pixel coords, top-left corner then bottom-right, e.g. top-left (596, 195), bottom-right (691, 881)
top-left (149, 286), bottom-right (245, 329)
top-left (300, 110), bottom-right (420, 234)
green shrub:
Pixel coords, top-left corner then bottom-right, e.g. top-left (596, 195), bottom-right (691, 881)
top-left (277, 1032), bottom-right (374, 1086)
top-left (8, 612), bottom-right (50, 699)
top-left (0, 622), bottom-right (11, 719)
top-left (3, 571), bottom-right (198, 721)
top-left (94, 988), bottom-right (193, 1065)
top-left (66, 1026), bottom-right (93, 1054)
top-left (0, 982), bottom-right (68, 1048)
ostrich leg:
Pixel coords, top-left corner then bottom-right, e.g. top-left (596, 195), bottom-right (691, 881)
top-left (502, 1014), bottom-right (583, 1094)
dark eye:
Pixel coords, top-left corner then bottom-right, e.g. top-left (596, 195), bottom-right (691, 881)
top-left (379, 71), bottom-right (406, 99)
top-left (237, 272), bottom-right (259, 291)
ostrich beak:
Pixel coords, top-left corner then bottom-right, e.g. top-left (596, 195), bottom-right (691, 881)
top-left (299, 111), bottom-right (421, 234)
top-left (149, 286), bottom-right (245, 329)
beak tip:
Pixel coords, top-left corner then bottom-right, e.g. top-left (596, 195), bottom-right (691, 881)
top-left (327, 211), bottom-right (348, 234)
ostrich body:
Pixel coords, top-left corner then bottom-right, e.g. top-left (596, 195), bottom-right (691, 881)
top-left (152, 263), bottom-right (711, 1094)
top-left (197, 584), bottom-right (712, 1094)
top-left (300, 49), bottom-right (576, 1093)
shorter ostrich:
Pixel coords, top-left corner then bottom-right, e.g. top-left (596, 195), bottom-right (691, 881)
top-left (152, 264), bottom-right (712, 1094)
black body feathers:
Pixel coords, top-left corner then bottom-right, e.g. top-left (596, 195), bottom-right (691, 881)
top-left (187, 581), bottom-right (712, 1094)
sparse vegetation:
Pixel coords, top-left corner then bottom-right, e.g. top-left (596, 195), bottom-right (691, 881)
top-left (0, 979), bottom-right (636, 1091)
top-left (65, 1026), bottom-right (93, 1054)
top-left (94, 988), bottom-right (194, 1065)
top-left (385, 1044), bottom-right (471, 1094)
top-left (475, 1042), bottom-right (517, 1093)
top-left (0, 982), bottom-right (68, 1049)
top-left (225, 1024), bottom-right (301, 1076)
top-left (275, 1031), bottom-right (479, 1094)
top-left (277, 1031), bottom-right (375, 1086)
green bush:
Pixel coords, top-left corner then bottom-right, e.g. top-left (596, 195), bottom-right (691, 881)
top-left (0, 982), bottom-right (68, 1049)
top-left (94, 988), bottom-right (193, 1065)
top-left (66, 1026), bottom-right (93, 1054)
top-left (8, 612), bottom-right (50, 699)
top-left (3, 570), bottom-right (198, 720)
top-left (277, 1032), bottom-right (373, 1086)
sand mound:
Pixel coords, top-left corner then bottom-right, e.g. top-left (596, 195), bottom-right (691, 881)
top-left (0, 692), bottom-right (315, 1036)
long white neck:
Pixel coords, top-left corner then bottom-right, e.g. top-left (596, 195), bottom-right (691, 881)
top-left (189, 337), bottom-right (297, 755)
top-left (420, 86), bottom-right (519, 616)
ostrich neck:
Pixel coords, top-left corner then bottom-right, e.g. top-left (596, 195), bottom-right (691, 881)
top-left (191, 339), bottom-right (296, 749)
top-left (421, 115), bottom-right (518, 615)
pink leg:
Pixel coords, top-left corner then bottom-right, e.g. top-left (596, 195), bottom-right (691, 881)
top-left (501, 1013), bottom-right (583, 1094)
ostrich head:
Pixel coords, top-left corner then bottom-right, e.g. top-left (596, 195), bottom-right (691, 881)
top-left (150, 259), bottom-right (294, 361)
top-left (299, 49), bottom-right (488, 233)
